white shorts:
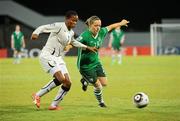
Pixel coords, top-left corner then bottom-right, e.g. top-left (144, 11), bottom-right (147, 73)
top-left (39, 53), bottom-right (69, 76)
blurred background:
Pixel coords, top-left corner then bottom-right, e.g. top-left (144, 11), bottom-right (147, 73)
top-left (0, 0), bottom-right (180, 57)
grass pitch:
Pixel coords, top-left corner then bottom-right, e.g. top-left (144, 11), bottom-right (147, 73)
top-left (0, 56), bottom-right (180, 121)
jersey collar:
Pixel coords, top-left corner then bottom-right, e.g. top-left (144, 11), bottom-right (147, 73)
top-left (88, 29), bottom-right (99, 39)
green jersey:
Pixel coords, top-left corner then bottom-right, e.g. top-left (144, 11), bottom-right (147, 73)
top-left (12, 32), bottom-right (24, 51)
top-left (111, 29), bottom-right (124, 50)
top-left (77, 27), bottom-right (108, 71)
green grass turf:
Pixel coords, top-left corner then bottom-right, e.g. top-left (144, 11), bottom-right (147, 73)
top-left (0, 56), bottom-right (180, 121)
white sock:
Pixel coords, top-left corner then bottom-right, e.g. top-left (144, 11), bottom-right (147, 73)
top-left (118, 54), bottom-right (122, 64)
top-left (50, 86), bottom-right (69, 107)
top-left (111, 55), bottom-right (116, 64)
top-left (36, 80), bottom-right (57, 97)
top-left (13, 54), bottom-right (18, 63)
top-left (17, 54), bottom-right (21, 63)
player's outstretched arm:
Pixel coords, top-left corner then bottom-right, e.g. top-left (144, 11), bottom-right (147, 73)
top-left (31, 23), bottom-right (60, 40)
top-left (107, 19), bottom-right (130, 32)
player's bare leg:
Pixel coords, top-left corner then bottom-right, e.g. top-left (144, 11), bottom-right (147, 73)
top-left (48, 72), bottom-right (71, 110)
top-left (117, 50), bottom-right (123, 64)
top-left (13, 50), bottom-right (18, 64)
top-left (98, 77), bottom-right (107, 87)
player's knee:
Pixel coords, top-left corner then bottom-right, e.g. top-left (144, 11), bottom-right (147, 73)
top-left (61, 85), bottom-right (71, 91)
top-left (63, 79), bottom-right (72, 88)
top-left (101, 83), bottom-right (107, 87)
top-left (94, 83), bottom-right (103, 90)
top-left (99, 80), bottom-right (107, 87)
top-left (100, 79), bottom-right (108, 87)
top-left (53, 78), bottom-right (61, 86)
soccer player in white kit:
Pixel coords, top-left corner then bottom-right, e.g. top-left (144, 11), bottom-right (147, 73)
top-left (31, 10), bottom-right (97, 110)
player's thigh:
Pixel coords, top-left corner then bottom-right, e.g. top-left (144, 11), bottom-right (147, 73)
top-left (54, 71), bottom-right (65, 82)
top-left (98, 77), bottom-right (107, 86)
top-left (51, 64), bottom-right (71, 86)
top-left (54, 71), bottom-right (71, 86)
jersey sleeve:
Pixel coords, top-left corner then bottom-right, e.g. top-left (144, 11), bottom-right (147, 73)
top-left (102, 27), bottom-right (109, 35)
top-left (71, 36), bottom-right (87, 48)
top-left (32, 22), bottom-right (61, 35)
top-left (100, 27), bottom-right (109, 42)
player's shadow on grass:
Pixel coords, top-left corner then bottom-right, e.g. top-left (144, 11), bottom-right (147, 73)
top-left (64, 104), bottom-right (95, 108)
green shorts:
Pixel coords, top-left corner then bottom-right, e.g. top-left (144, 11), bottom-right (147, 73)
top-left (80, 64), bottom-right (106, 84)
top-left (112, 45), bottom-right (122, 51)
top-left (15, 47), bottom-right (22, 52)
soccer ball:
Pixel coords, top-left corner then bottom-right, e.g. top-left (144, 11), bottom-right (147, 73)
top-left (133, 92), bottom-right (149, 108)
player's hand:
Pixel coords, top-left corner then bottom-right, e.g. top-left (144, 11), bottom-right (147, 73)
top-left (31, 34), bottom-right (39, 40)
top-left (64, 44), bottom-right (73, 52)
top-left (86, 46), bottom-right (98, 53)
top-left (120, 19), bottom-right (130, 27)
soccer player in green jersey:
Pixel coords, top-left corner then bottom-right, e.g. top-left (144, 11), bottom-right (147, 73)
top-left (76, 16), bottom-right (129, 107)
top-left (108, 26), bottom-right (125, 64)
top-left (11, 24), bottom-right (25, 64)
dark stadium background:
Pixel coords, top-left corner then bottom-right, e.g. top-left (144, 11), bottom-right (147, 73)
top-left (13, 0), bottom-right (180, 31)
top-left (0, 0), bottom-right (179, 57)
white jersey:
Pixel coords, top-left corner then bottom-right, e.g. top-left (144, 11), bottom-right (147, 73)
top-left (32, 22), bottom-right (87, 57)
top-left (32, 22), bottom-right (88, 75)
